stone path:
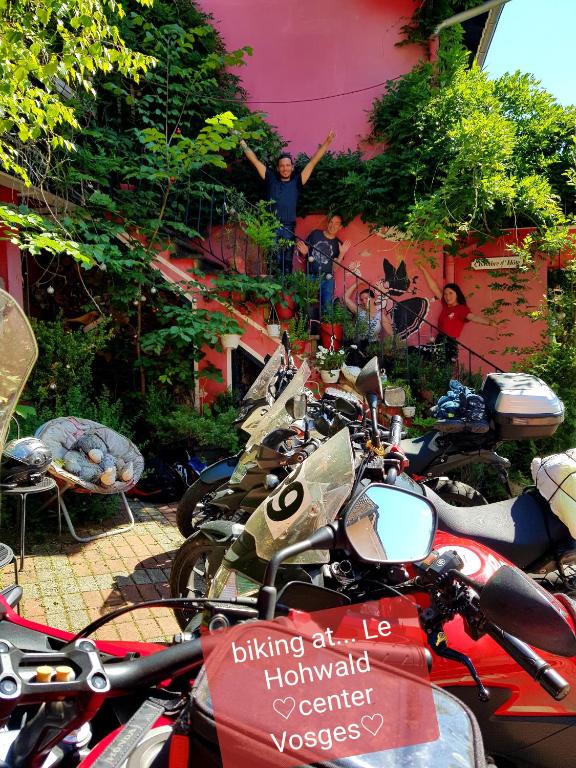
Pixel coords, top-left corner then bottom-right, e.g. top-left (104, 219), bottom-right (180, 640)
top-left (0, 499), bottom-right (184, 643)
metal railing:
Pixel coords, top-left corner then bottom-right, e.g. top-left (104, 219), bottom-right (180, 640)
top-left (175, 187), bottom-right (502, 393)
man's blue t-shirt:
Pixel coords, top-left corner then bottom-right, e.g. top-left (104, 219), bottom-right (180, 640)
top-left (265, 167), bottom-right (303, 227)
top-left (305, 229), bottom-right (341, 276)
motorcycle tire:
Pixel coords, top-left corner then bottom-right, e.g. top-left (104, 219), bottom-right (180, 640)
top-left (424, 478), bottom-right (488, 507)
top-left (176, 478), bottom-right (222, 538)
top-left (169, 531), bottom-right (228, 630)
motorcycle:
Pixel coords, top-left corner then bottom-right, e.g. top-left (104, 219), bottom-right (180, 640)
top-left (402, 370), bottom-right (564, 505)
top-left (175, 337), bottom-right (299, 537)
top-left (0, 289), bottom-right (572, 767)
top-left (236, 480), bottom-right (576, 768)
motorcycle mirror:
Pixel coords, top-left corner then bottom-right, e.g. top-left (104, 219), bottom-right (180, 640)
top-left (354, 357), bottom-right (383, 401)
top-left (282, 330), bottom-right (290, 355)
top-left (479, 565), bottom-right (576, 657)
top-left (384, 387), bottom-right (406, 408)
top-left (277, 581), bottom-right (351, 611)
top-left (344, 485), bottom-right (437, 563)
top-left (285, 393), bottom-right (307, 421)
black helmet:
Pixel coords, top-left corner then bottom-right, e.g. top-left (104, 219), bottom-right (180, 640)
top-left (0, 437), bottom-right (52, 488)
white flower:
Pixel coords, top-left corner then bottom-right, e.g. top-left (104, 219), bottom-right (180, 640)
top-left (315, 345), bottom-right (346, 370)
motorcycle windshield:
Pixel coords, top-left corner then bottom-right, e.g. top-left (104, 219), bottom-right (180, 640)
top-left (245, 427), bottom-right (355, 564)
top-left (242, 345), bottom-right (284, 406)
top-left (230, 361), bottom-right (310, 484)
top-left (0, 290), bottom-right (37, 453)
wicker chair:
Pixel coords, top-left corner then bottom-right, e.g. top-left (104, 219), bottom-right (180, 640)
top-left (35, 417), bottom-right (144, 543)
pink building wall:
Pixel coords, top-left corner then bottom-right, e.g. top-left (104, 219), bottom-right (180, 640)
top-left (198, 0), bottom-right (425, 154)
top-left (196, 0), bottom-right (548, 381)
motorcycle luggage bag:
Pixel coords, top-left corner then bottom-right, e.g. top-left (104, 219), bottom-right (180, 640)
top-left (482, 372), bottom-right (564, 440)
top-left (189, 622), bottom-right (486, 768)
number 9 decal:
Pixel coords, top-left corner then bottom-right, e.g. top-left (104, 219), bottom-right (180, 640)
top-left (266, 467), bottom-right (305, 522)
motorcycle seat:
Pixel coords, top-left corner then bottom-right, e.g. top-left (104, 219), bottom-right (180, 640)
top-left (423, 485), bottom-right (572, 570)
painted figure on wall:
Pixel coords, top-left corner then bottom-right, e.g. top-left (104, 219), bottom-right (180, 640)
top-left (375, 258), bottom-right (430, 340)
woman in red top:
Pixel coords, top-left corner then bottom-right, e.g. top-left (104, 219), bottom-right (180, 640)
top-left (437, 283), bottom-right (491, 338)
top-left (422, 271), bottom-right (494, 360)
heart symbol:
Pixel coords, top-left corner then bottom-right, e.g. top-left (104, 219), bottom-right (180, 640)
top-left (361, 713), bottom-right (384, 736)
top-left (273, 697), bottom-right (296, 720)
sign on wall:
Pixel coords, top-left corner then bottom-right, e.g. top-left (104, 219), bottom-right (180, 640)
top-left (470, 256), bottom-right (522, 270)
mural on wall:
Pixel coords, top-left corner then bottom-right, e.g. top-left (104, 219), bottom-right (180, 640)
top-left (378, 258), bottom-right (430, 340)
top-left (309, 215), bottom-right (445, 346)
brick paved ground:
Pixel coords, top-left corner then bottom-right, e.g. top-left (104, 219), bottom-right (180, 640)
top-left (0, 499), bottom-right (184, 643)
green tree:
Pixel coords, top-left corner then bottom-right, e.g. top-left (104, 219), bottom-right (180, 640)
top-left (0, 0), bottom-right (155, 184)
top-left (0, 0), bottom-right (283, 405)
top-left (362, 35), bottom-right (576, 257)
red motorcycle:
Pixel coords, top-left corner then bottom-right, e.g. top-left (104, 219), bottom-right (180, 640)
top-left (0, 483), bottom-right (572, 768)
top-left (240, 478), bottom-right (576, 768)
top-left (205, 360), bottom-right (576, 768)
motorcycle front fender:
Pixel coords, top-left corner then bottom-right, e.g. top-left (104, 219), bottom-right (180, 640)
top-left (199, 455), bottom-right (239, 485)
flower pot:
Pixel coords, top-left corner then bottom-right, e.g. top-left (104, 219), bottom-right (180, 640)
top-left (402, 406), bottom-right (416, 418)
top-left (319, 322), bottom-right (343, 351)
top-left (292, 339), bottom-right (309, 356)
top-left (220, 333), bottom-right (241, 350)
top-left (274, 293), bottom-right (296, 321)
top-left (266, 323), bottom-right (280, 337)
top-left (320, 369), bottom-right (341, 384)
top-left (246, 289), bottom-right (269, 306)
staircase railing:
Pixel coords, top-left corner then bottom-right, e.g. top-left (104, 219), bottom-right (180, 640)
top-left (173, 186), bottom-right (503, 389)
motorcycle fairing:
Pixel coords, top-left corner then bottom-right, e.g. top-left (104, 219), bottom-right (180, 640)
top-left (0, 290), bottom-right (38, 452)
top-left (244, 427), bottom-right (355, 565)
top-left (241, 345), bottom-right (283, 411)
top-left (231, 361), bottom-right (311, 484)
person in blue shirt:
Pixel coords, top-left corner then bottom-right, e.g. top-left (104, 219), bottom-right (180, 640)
top-left (239, 130), bottom-right (335, 274)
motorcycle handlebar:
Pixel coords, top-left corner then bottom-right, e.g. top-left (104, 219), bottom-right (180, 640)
top-left (105, 636), bottom-right (206, 692)
top-left (389, 414), bottom-right (403, 446)
top-left (0, 634), bottom-right (207, 715)
top-left (485, 623), bottom-right (570, 700)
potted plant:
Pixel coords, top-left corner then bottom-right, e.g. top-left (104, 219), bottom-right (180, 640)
top-left (287, 315), bottom-right (310, 355)
top-left (274, 271), bottom-right (310, 321)
top-left (220, 333), bottom-right (242, 350)
top-left (320, 301), bottom-right (349, 351)
top-left (315, 345), bottom-right (346, 384)
top-left (217, 316), bottom-right (244, 351)
top-left (265, 302), bottom-right (281, 337)
top-left (402, 389), bottom-right (416, 418)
